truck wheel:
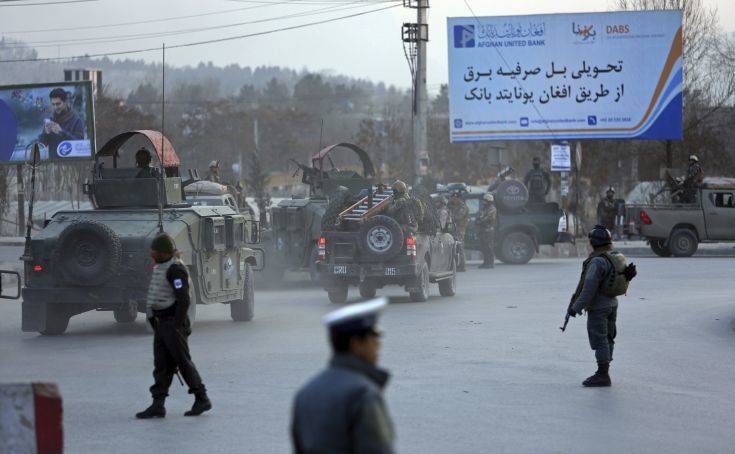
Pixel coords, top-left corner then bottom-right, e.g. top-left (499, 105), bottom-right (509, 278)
top-left (409, 263), bottom-right (430, 302)
top-left (39, 305), bottom-right (69, 336)
top-left (669, 229), bottom-right (698, 257)
top-left (499, 231), bottom-right (535, 265)
top-left (438, 257), bottom-right (457, 297)
top-left (327, 287), bottom-right (348, 304)
top-left (113, 303), bottom-right (138, 323)
top-left (359, 282), bottom-right (377, 299)
top-left (357, 215), bottom-right (404, 262)
top-left (649, 239), bottom-right (672, 257)
top-left (231, 264), bottom-right (255, 321)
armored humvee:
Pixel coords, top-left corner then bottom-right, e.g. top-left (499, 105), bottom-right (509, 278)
top-left (264, 143), bottom-right (375, 282)
top-left (19, 130), bottom-right (261, 335)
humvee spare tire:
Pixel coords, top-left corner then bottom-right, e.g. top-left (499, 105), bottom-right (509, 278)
top-left (357, 215), bottom-right (404, 262)
top-left (495, 180), bottom-right (529, 212)
top-left (52, 220), bottom-right (122, 286)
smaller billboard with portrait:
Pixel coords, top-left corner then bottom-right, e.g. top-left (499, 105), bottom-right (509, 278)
top-left (0, 81), bottom-right (95, 164)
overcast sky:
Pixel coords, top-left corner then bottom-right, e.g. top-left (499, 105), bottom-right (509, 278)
top-left (1, 0), bottom-right (733, 91)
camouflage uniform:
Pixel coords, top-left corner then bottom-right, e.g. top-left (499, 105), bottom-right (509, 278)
top-left (447, 195), bottom-right (469, 271)
top-left (682, 160), bottom-right (704, 203)
top-left (387, 194), bottom-right (418, 234)
top-left (596, 193), bottom-right (617, 232)
top-left (476, 198), bottom-right (497, 268)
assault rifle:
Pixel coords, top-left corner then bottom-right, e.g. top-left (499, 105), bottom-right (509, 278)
top-left (560, 296), bottom-right (575, 332)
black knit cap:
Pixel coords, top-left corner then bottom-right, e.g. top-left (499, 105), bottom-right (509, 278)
top-left (150, 233), bottom-right (176, 254)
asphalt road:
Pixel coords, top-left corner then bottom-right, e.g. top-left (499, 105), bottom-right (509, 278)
top-left (1, 254), bottom-right (734, 453)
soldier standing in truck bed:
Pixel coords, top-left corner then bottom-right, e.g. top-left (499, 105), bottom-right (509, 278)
top-left (524, 157), bottom-right (551, 203)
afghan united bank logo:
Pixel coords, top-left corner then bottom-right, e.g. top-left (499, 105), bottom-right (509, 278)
top-left (57, 141), bottom-right (73, 156)
top-left (454, 25), bottom-right (475, 48)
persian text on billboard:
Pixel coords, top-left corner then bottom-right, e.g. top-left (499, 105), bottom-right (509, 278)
top-left (447, 11), bottom-right (683, 141)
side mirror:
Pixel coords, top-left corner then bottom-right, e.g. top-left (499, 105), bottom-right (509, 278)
top-left (82, 181), bottom-right (93, 195)
top-left (0, 270), bottom-right (21, 300)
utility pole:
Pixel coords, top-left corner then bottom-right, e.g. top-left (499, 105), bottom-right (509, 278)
top-left (402, 0), bottom-right (429, 184)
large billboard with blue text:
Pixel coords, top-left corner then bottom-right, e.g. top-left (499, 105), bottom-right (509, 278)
top-left (447, 11), bottom-right (682, 142)
top-left (0, 81), bottom-right (95, 164)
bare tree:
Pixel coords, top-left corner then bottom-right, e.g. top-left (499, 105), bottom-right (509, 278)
top-left (617, 0), bottom-right (735, 170)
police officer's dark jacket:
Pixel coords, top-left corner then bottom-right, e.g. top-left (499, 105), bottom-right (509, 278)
top-left (571, 253), bottom-right (618, 314)
top-left (291, 354), bottom-right (395, 454)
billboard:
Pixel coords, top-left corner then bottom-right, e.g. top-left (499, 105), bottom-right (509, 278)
top-left (0, 81), bottom-right (95, 163)
top-left (447, 10), bottom-right (682, 141)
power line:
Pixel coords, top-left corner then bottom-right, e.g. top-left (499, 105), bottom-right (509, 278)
top-left (0, 0), bottom-right (380, 34)
top-left (0, 3), bottom-right (401, 63)
top-left (3, 1), bottom-right (395, 48)
top-left (0, 0), bottom-right (97, 6)
top-left (0, 1), bottom-right (305, 34)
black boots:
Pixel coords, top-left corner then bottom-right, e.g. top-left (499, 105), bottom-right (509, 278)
top-left (136, 398), bottom-right (166, 419)
top-left (184, 393), bottom-right (212, 417)
top-left (583, 362), bottom-right (611, 387)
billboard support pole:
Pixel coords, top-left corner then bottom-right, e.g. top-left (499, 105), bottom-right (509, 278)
top-left (16, 164), bottom-right (24, 237)
top-left (20, 143), bottom-right (40, 272)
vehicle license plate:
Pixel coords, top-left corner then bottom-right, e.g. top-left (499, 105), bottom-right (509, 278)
top-left (384, 267), bottom-right (398, 276)
top-left (333, 265), bottom-right (348, 275)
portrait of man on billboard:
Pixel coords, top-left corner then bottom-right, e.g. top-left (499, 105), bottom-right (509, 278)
top-left (38, 87), bottom-right (85, 158)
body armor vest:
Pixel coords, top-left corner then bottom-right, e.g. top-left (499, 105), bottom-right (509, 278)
top-left (146, 258), bottom-right (180, 311)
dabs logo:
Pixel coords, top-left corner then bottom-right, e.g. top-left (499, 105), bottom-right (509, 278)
top-left (454, 25), bottom-right (475, 48)
top-left (572, 22), bottom-right (596, 43)
top-left (57, 141), bottom-right (73, 157)
top-left (454, 119), bottom-right (463, 129)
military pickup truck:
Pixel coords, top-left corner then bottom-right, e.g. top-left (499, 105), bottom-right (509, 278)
top-left (317, 186), bottom-right (458, 304)
top-left (626, 177), bottom-right (735, 257)
top-left (446, 181), bottom-right (569, 264)
top-left (17, 130), bottom-right (261, 335)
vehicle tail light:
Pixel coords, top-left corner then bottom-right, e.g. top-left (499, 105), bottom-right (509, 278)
top-left (33, 265), bottom-right (43, 272)
top-left (406, 236), bottom-right (416, 260)
top-left (318, 236), bottom-right (326, 260)
top-left (639, 210), bottom-right (652, 225)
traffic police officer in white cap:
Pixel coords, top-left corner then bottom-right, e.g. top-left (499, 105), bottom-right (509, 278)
top-left (291, 298), bottom-right (395, 453)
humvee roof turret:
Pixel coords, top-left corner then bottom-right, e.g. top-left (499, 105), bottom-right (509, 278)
top-left (264, 143), bottom-right (375, 282)
top-left (21, 130), bottom-right (261, 335)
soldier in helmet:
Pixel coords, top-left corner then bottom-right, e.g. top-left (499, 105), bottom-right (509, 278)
top-left (291, 298), bottom-right (395, 453)
top-left (136, 233), bottom-right (211, 419)
top-left (205, 160), bottom-right (221, 183)
top-left (524, 157), bottom-right (551, 203)
top-left (567, 225), bottom-right (637, 387)
top-left (476, 193), bottom-right (497, 269)
top-left (432, 194), bottom-right (450, 232)
top-left (682, 155), bottom-right (704, 203)
top-left (447, 185), bottom-right (469, 271)
top-left (596, 187), bottom-right (617, 232)
top-left (386, 180), bottom-right (418, 233)
top-left (135, 147), bottom-right (160, 179)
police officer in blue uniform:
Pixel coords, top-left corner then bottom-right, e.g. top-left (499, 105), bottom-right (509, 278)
top-left (291, 298), bottom-right (395, 453)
